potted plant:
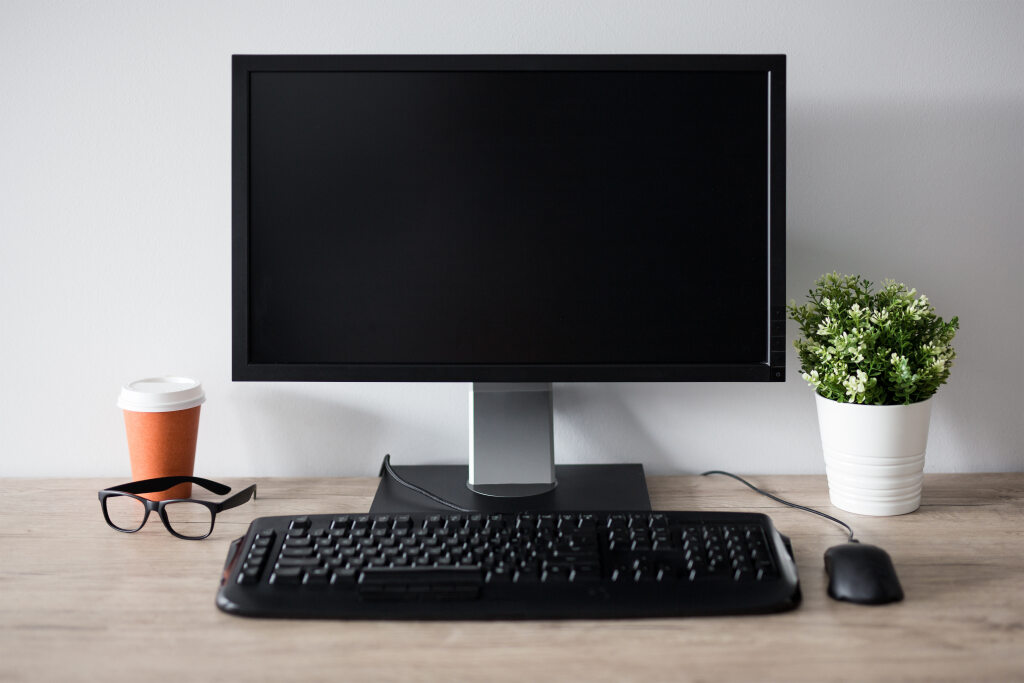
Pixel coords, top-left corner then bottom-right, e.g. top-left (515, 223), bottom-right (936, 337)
top-left (789, 273), bottom-right (959, 516)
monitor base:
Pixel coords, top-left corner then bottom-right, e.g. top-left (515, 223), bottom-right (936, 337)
top-left (371, 460), bottom-right (651, 514)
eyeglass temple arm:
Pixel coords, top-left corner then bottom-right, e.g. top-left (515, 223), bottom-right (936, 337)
top-left (217, 484), bottom-right (257, 512)
top-left (105, 476), bottom-right (231, 496)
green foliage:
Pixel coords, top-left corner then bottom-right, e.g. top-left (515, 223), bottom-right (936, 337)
top-left (788, 273), bottom-right (959, 405)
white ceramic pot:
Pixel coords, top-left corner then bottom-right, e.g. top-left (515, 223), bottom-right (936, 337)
top-left (815, 393), bottom-right (933, 516)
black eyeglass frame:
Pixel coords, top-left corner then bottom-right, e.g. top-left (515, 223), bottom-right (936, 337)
top-left (98, 476), bottom-right (257, 540)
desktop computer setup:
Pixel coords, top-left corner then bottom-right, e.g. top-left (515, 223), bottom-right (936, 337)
top-left (219, 54), bottom-right (900, 619)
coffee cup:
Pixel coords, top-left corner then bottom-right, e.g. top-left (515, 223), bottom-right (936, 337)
top-left (118, 377), bottom-right (206, 501)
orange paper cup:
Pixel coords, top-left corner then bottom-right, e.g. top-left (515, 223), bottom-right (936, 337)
top-left (118, 377), bottom-right (206, 501)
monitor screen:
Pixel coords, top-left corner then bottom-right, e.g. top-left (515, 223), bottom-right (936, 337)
top-left (233, 55), bottom-right (785, 382)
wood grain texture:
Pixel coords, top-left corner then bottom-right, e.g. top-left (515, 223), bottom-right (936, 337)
top-left (0, 474), bottom-right (1021, 682)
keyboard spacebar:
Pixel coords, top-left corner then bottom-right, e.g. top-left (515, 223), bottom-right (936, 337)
top-left (358, 566), bottom-right (483, 588)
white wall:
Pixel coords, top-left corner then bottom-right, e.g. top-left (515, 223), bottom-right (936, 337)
top-left (2, 1), bottom-right (1021, 478)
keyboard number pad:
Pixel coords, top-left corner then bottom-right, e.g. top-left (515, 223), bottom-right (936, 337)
top-left (723, 524), bottom-right (777, 581)
top-left (680, 524), bottom-right (777, 582)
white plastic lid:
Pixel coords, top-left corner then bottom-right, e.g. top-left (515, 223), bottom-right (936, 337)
top-left (117, 377), bottom-right (206, 413)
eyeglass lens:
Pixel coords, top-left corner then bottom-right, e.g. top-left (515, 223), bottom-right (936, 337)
top-left (162, 501), bottom-right (215, 538)
top-left (105, 495), bottom-right (147, 532)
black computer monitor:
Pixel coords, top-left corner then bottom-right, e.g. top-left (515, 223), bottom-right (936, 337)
top-left (232, 54), bottom-right (785, 512)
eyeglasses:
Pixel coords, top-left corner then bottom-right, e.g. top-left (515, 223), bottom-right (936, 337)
top-left (98, 476), bottom-right (256, 540)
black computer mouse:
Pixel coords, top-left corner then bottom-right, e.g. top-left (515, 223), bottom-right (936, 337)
top-left (824, 543), bottom-right (904, 605)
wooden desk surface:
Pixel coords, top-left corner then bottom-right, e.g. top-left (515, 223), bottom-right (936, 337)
top-left (0, 474), bottom-right (1021, 682)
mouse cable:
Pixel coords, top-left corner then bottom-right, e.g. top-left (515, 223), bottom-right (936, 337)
top-left (382, 454), bottom-right (473, 513)
top-left (701, 470), bottom-right (856, 543)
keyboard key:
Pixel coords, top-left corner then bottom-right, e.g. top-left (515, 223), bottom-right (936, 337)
top-left (276, 557), bottom-right (321, 569)
top-left (630, 538), bottom-right (652, 552)
top-left (331, 567), bottom-right (358, 584)
top-left (608, 513), bottom-right (627, 524)
top-left (359, 565), bottom-right (482, 586)
top-left (628, 513), bottom-right (648, 528)
top-left (270, 567), bottom-right (304, 584)
top-left (304, 567), bottom-right (332, 585)
top-left (541, 565), bottom-right (568, 583)
top-left (485, 566), bottom-right (512, 583)
top-left (569, 565), bottom-right (600, 583)
top-left (609, 566), bottom-right (630, 582)
top-left (734, 567), bottom-right (755, 581)
top-left (237, 566), bottom-right (262, 585)
top-left (688, 567), bottom-right (708, 581)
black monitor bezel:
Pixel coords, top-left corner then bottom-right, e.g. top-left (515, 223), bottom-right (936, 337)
top-left (232, 54), bottom-right (786, 382)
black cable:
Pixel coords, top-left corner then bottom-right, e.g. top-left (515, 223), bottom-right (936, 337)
top-left (382, 457), bottom-right (858, 535)
top-left (382, 454), bottom-right (472, 513)
top-left (701, 470), bottom-right (857, 543)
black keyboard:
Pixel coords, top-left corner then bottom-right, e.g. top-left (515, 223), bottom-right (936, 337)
top-left (217, 511), bottom-right (801, 619)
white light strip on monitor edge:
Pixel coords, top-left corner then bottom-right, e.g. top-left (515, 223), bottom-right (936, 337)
top-left (766, 69), bottom-right (772, 365)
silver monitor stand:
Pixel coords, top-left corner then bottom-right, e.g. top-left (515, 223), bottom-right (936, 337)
top-left (468, 383), bottom-right (557, 497)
